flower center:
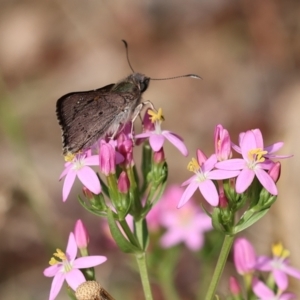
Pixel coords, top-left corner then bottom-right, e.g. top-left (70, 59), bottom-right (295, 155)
top-left (187, 158), bottom-right (206, 181)
top-left (247, 148), bottom-right (267, 168)
top-left (148, 108), bottom-right (165, 123)
top-left (49, 248), bottom-right (73, 272)
top-left (272, 242), bottom-right (290, 259)
top-left (64, 152), bottom-right (75, 162)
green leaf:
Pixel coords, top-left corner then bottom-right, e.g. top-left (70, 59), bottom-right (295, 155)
top-left (211, 208), bottom-right (225, 233)
top-left (233, 208), bottom-right (269, 233)
top-left (77, 195), bottom-right (107, 217)
top-left (107, 209), bottom-right (141, 253)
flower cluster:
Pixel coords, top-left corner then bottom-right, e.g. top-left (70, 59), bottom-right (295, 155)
top-left (230, 237), bottom-right (300, 299)
top-left (178, 124), bottom-right (290, 235)
top-left (180, 125), bottom-right (289, 208)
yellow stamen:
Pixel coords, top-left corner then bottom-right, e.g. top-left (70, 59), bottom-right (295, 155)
top-left (49, 257), bottom-right (59, 266)
top-left (53, 248), bottom-right (67, 260)
top-left (187, 158), bottom-right (200, 172)
top-left (248, 148), bottom-right (267, 163)
top-left (64, 152), bottom-right (75, 162)
top-left (148, 108), bottom-right (165, 123)
top-left (272, 242), bottom-right (290, 259)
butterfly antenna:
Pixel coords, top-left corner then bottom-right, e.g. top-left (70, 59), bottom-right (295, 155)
top-left (150, 74), bottom-right (202, 80)
top-left (122, 40), bottom-right (135, 73)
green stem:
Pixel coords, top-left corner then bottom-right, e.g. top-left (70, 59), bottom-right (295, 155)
top-left (135, 252), bottom-right (153, 300)
top-left (119, 219), bottom-right (140, 248)
top-left (204, 235), bottom-right (235, 300)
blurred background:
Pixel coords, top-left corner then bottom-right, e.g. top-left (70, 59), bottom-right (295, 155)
top-left (0, 0), bottom-right (300, 299)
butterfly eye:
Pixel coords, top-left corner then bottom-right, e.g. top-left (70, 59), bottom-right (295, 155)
top-left (140, 78), bottom-right (150, 93)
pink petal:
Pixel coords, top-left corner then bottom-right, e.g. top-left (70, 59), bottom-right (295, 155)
top-left (281, 294), bottom-right (296, 300)
top-left (185, 232), bottom-right (203, 250)
top-left (62, 169), bottom-right (77, 202)
top-left (163, 131), bottom-right (188, 156)
top-left (160, 229), bottom-right (183, 248)
top-left (202, 154), bottom-right (217, 172)
top-left (66, 233), bottom-right (78, 261)
top-left (252, 279), bottom-right (274, 298)
top-left (240, 131), bottom-right (257, 161)
top-left (235, 168), bottom-right (255, 193)
top-left (198, 180), bottom-right (219, 206)
top-left (73, 256), bottom-right (107, 269)
top-left (231, 142), bottom-right (241, 154)
top-left (49, 272), bottom-right (65, 300)
top-left (181, 175), bottom-right (197, 186)
top-left (178, 181), bottom-right (199, 208)
top-left (281, 265), bottom-right (300, 279)
top-left (273, 269), bottom-right (288, 290)
top-left (115, 152), bottom-right (125, 164)
top-left (255, 168), bottom-right (278, 195)
top-left (197, 149), bottom-right (208, 164)
top-left (215, 159), bottom-right (245, 171)
top-left (77, 166), bottom-right (101, 195)
top-left (193, 214), bottom-right (212, 231)
top-left (65, 269), bottom-right (85, 291)
top-left (43, 264), bottom-right (61, 277)
top-left (59, 164), bottom-right (72, 181)
top-left (264, 142), bottom-right (283, 153)
top-left (135, 132), bottom-right (151, 139)
top-left (208, 169), bottom-right (240, 180)
top-left (255, 255), bottom-right (272, 271)
top-left (149, 134), bottom-right (165, 151)
top-left (84, 155), bottom-right (101, 166)
top-left (252, 129), bottom-right (264, 148)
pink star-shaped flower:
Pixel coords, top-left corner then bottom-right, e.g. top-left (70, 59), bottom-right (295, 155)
top-left (178, 149), bottom-right (240, 207)
top-left (135, 108), bottom-right (188, 156)
top-left (59, 151), bottom-right (101, 202)
top-left (43, 233), bottom-right (107, 300)
top-left (215, 129), bottom-right (290, 195)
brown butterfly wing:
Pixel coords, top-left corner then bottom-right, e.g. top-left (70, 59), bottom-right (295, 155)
top-left (56, 84), bottom-right (140, 154)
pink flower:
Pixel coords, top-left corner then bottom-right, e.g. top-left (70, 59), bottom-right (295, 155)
top-left (214, 124), bottom-right (232, 161)
top-left (135, 108), bottom-right (188, 156)
top-left (252, 278), bottom-right (295, 300)
top-left (160, 200), bottom-right (212, 251)
top-left (59, 151), bottom-right (101, 202)
top-left (215, 129), bottom-right (289, 195)
top-left (147, 185), bottom-right (212, 250)
top-left (178, 150), bottom-right (240, 207)
top-left (74, 220), bottom-right (89, 249)
top-left (255, 243), bottom-right (300, 290)
top-left (233, 237), bottom-right (256, 275)
top-left (43, 233), bottom-right (107, 300)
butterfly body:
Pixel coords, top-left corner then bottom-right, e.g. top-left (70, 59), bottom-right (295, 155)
top-left (56, 73), bottom-right (150, 155)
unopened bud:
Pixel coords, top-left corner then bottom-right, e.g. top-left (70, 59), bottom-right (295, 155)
top-left (268, 162), bottom-right (281, 183)
top-left (153, 148), bottom-right (165, 164)
top-left (229, 276), bottom-right (242, 295)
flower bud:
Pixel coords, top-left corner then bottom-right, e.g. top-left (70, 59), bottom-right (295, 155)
top-left (74, 219), bottom-right (89, 249)
top-left (118, 171), bottom-right (130, 194)
top-left (99, 141), bottom-right (116, 175)
top-left (117, 133), bottom-right (134, 168)
top-left (268, 162), bottom-right (281, 183)
top-left (214, 124), bottom-right (232, 161)
top-left (229, 276), bottom-right (242, 296)
top-left (233, 237), bottom-right (256, 275)
top-left (153, 148), bottom-right (165, 164)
